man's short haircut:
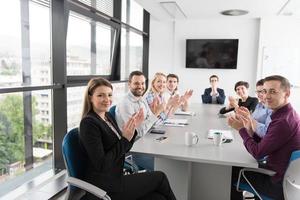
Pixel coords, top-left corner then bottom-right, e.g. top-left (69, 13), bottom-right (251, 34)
top-left (209, 75), bottom-right (219, 81)
top-left (128, 71), bottom-right (145, 82)
top-left (264, 75), bottom-right (291, 90)
top-left (256, 79), bottom-right (265, 87)
top-left (234, 81), bottom-right (249, 91)
top-left (167, 74), bottom-right (179, 82)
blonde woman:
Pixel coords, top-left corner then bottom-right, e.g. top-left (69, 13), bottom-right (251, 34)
top-left (145, 72), bottom-right (181, 121)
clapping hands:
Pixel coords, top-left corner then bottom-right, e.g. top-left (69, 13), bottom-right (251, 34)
top-left (150, 97), bottom-right (165, 117)
top-left (227, 106), bottom-right (254, 137)
top-left (228, 96), bottom-right (239, 110)
top-left (122, 108), bottom-right (144, 141)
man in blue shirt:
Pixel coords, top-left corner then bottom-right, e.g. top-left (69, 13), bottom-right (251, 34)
top-left (251, 79), bottom-right (272, 137)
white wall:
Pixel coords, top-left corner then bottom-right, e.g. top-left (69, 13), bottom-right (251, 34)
top-left (149, 18), bottom-right (260, 103)
top-left (257, 17), bottom-right (300, 112)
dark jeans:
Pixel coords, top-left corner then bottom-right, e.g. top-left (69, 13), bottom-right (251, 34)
top-left (109, 171), bottom-right (176, 200)
top-left (231, 166), bottom-right (284, 200)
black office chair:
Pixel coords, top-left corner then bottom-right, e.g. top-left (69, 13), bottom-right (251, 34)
top-left (62, 128), bottom-right (111, 200)
top-left (236, 150), bottom-right (300, 200)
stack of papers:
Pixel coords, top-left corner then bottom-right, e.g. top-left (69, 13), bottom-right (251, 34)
top-left (207, 129), bottom-right (234, 140)
top-left (174, 110), bottom-right (195, 116)
top-left (164, 119), bottom-right (188, 127)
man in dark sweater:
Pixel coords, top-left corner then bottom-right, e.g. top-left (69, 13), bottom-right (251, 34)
top-left (228, 75), bottom-right (300, 199)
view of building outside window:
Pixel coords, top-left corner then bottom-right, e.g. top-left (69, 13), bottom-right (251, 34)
top-left (0, 1), bottom-right (53, 195)
top-left (0, 0), bottom-right (144, 197)
top-left (121, 28), bottom-right (143, 80)
top-left (122, 0), bottom-right (143, 30)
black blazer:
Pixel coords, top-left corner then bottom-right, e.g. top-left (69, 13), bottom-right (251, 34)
top-left (79, 110), bottom-right (136, 193)
top-left (202, 88), bottom-right (225, 104)
top-left (219, 96), bottom-right (258, 114)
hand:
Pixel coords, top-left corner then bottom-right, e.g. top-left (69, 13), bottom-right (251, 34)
top-left (122, 117), bottom-right (136, 141)
top-left (211, 87), bottom-right (218, 95)
top-left (150, 97), bottom-right (165, 116)
top-left (236, 107), bottom-right (255, 136)
top-left (227, 114), bottom-right (244, 131)
top-left (181, 90), bottom-right (193, 103)
top-left (133, 108), bottom-right (144, 128)
top-left (167, 94), bottom-right (181, 108)
top-left (166, 94), bottom-right (181, 116)
top-left (228, 96), bottom-right (239, 110)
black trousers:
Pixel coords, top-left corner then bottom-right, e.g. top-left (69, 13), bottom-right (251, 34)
top-left (84, 171), bottom-right (176, 200)
top-left (230, 166), bottom-right (284, 200)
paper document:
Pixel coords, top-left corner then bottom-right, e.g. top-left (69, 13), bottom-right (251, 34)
top-left (207, 129), bottom-right (234, 140)
top-left (164, 119), bottom-right (188, 126)
top-left (174, 110), bottom-right (195, 116)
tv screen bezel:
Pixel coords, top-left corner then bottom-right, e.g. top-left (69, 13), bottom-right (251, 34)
top-left (185, 39), bottom-right (239, 69)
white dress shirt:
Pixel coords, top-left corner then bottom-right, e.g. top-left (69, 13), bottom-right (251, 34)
top-left (116, 91), bottom-right (158, 137)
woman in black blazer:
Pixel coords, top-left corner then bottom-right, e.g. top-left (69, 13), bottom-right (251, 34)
top-left (219, 81), bottom-right (258, 114)
top-left (79, 77), bottom-right (176, 200)
top-left (201, 75), bottom-right (226, 104)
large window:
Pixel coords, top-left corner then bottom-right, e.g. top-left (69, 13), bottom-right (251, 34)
top-left (122, 0), bottom-right (143, 30)
top-left (0, 91), bottom-right (53, 196)
top-left (0, 0), bottom-right (149, 197)
top-left (121, 28), bottom-right (143, 79)
top-left (0, 0), bottom-right (53, 196)
top-left (67, 12), bottom-right (116, 76)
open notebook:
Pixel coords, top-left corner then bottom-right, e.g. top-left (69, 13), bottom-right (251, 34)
top-left (207, 129), bottom-right (234, 140)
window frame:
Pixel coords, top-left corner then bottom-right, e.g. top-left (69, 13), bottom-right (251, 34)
top-left (0, 0), bottom-right (150, 177)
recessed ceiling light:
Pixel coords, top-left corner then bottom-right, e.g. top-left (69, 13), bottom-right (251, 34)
top-left (220, 9), bottom-right (249, 16)
top-left (160, 1), bottom-right (186, 19)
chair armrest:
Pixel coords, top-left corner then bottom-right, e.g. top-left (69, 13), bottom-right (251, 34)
top-left (286, 177), bottom-right (300, 189)
top-left (240, 167), bottom-right (276, 176)
top-left (67, 177), bottom-right (111, 200)
top-left (236, 168), bottom-right (276, 200)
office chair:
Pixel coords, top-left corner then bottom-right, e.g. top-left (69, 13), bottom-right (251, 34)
top-left (62, 128), bottom-right (111, 200)
top-left (109, 105), bottom-right (116, 119)
top-left (236, 150), bottom-right (300, 200)
top-left (283, 150), bottom-right (300, 200)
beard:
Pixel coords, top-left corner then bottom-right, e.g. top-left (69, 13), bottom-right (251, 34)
top-left (131, 89), bottom-right (144, 97)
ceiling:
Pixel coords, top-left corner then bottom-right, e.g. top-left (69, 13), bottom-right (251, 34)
top-left (136, 0), bottom-right (300, 21)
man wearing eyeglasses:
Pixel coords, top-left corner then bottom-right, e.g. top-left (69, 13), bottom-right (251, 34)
top-left (228, 75), bottom-right (300, 199)
top-left (201, 75), bottom-right (226, 104)
top-left (236, 79), bottom-right (272, 138)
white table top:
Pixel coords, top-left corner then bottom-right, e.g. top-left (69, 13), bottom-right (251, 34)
top-left (131, 103), bottom-right (258, 168)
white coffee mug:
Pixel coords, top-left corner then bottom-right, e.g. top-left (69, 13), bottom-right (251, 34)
top-left (213, 132), bottom-right (226, 146)
top-left (185, 132), bottom-right (199, 146)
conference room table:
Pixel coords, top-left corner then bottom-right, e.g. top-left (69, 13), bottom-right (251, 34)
top-left (131, 103), bottom-right (258, 200)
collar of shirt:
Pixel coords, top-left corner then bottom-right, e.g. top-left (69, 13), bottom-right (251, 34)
top-left (128, 91), bottom-right (143, 103)
top-left (271, 103), bottom-right (292, 120)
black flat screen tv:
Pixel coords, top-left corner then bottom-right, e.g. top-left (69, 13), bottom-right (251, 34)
top-left (186, 39), bottom-right (238, 69)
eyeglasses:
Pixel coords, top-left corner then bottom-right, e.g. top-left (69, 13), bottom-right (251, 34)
top-left (255, 90), bottom-right (264, 94)
top-left (261, 89), bottom-right (280, 95)
top-left (210, 79), bottom-right (218, 82)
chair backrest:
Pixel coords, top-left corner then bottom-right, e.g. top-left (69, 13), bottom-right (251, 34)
top-left (109, 105), bottom-right (116, 119)
top-left (62, 128), bottom-right (87, 179)
top-left (283, 150), bottom-right (300, 200)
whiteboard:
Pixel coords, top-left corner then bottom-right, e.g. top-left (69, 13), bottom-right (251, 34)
top-left (262, 46), bottom-right (300, 87)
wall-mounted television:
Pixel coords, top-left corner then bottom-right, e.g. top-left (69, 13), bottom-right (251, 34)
top-left (186, 39), bottom-right (239, 69)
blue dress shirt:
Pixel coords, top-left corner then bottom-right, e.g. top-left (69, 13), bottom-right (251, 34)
top-left (252, 102), bottom-right (272, 138)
